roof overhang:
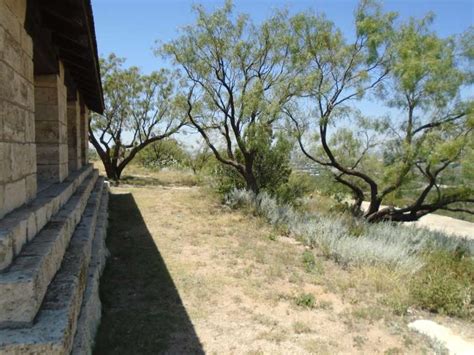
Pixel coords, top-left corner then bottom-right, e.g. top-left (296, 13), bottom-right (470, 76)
top-left (25, 0), bottom-right (104, 114)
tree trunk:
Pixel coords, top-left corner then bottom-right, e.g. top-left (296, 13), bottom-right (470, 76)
top-left (365, 206), bottom-right (428, 223)
top-left (102, 158), bottom-right (120, 181)
top-left (243, 155), bottom-right (259, 194)
top-left (245, 171), bottom-right (259, 194)
top-left (364, 195), bottom-right (382, 218)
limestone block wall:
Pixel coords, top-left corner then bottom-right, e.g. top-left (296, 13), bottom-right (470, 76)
top-left (0, 1), bottom-right (106, 352)
top-left (0, 0), bottom-right (37, 219)
top-left (80, 104), bottom-right (89, 165)
top-left (35, 62), bottom-right (69, 185)
top-left (68, 92), bottom-right (82, 173)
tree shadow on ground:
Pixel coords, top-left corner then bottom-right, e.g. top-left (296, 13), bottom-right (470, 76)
top-left (93, 192), bottom-right (204, 354)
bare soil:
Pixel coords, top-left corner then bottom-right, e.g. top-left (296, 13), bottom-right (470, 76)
top-left (94, 182), bottom-right (439, 354)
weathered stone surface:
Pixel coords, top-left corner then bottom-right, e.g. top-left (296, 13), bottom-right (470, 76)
top-left (0, 0), bottom-right (35, 219)
top-left (72, 187), bottom-right (109, 355)
top-left (4, 178), bottom-right (26, 213)
top-left (0, 171), bottom-right (100, 327)
top-left (0, 164), bottom-right (92, 271)
top-left (25, 173), bottom-right (36, 201)
top-left (0, 143), bottom-right (7, 184)
top-left (0, 185), bottom-right (4, 220)
top-left (67, 95), bottom-right (81, 173)
top-left (35, 61), bottom-right (69, 184)
top-left (0, 179), bottom-right (108, 355)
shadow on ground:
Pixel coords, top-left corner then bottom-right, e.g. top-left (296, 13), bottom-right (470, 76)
top-left (93, 192), bottom-right (203, 354)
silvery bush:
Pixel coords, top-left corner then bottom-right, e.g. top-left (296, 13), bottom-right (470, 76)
top-left (225, 189), bottom-right (473, 272)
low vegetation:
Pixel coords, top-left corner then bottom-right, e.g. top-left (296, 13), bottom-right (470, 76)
top-left (224, 188), bottom-right (473, 319)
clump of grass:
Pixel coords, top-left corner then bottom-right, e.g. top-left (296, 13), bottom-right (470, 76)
top-left (268, 233), bottom-right (277, 241)
top-left (317, 300), bottom-right (333, 310)
top-left (257, 328), bottom-right (288, 344)
top-left (351, 306), bottom-right (385, 323)
top-left (353, 335), bottom-right (367, 349)
top-left (292, 321), bottom-right (312, 334)
top-left (295, 293), bottom-right (316, 308)
top-left (409, 251), bottom-right (473, 319)
top-left (302, 250), bottom-right (316, 272)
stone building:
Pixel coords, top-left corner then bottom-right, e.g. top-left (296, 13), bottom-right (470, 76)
top-left (0, 0), bottom-right (108, 353)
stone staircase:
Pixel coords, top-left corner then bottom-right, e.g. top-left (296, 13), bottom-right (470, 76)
top-left (0, 165), bottom-right (109, 354)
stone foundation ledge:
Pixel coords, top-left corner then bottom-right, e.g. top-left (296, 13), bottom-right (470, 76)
top-left (0, 178), bottom-right (108, 355)
top-left (0, 171), bottom-right (100, 328)
top-left (0, 165), bottom-right (93, 271)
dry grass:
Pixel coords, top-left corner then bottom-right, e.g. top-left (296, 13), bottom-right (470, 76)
top-left (92, 160), bottom-right (200, 187)
top-left (92, 167), bottom-right (450, 354)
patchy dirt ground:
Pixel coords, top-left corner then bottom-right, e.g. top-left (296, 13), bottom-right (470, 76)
top-left (94, 183), bottom-right (441, 354)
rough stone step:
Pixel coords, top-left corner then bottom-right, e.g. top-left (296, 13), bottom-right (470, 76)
top-left (0, 165), bottom-right (93, 271)
top-left (0, 170), bottom-right (100, 328)
top-left (0, 178), bottom-right (108, 354)
top-left (72, 186), bottom-right (109, 355)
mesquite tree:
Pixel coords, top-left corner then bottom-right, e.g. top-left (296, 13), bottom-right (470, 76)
top-left (161, 2), bottom-right (296, 193)
top-left (89, 54), bottom-right (185, 180)
top-left (288, 1), bottom-right (473, 221)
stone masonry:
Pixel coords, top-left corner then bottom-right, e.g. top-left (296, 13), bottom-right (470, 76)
top-left (67, 91), bottom-right (82, 174)
top-left (0, 0), bottom-right (36, 218)
top-left (0, 0), bottom-right (108, 353)
top-left (35, 62), bottom-right (69, 186)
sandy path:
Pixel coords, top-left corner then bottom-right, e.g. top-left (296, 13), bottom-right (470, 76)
top-left (413, 214), bottom-right (474, 239)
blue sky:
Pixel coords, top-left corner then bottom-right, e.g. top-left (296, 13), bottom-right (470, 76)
top-left (92, 0), bottom-right (473, 73)
top-left (91, 0), bottom-right (473, 148)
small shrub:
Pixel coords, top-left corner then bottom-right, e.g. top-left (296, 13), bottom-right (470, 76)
top-left (136, 139), bottom-right (189, 170)
top-left (302, 250), bottom-right (322, 274)
top-left (268, 233), bottom-right (277, 241)
top-left (409, 251), bottom-right (473, 319)
top-left (275, 172), bottom-right (316, 206)
top-left (295, 293), bottom-right (316, 308)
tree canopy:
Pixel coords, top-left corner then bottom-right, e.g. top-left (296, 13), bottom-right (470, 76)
top-left (287, 0), bottom-right (473, 221)
top-left (89, 54), bottom-right (185, 180)
top-left (160, 1), bottom-right (297, 193)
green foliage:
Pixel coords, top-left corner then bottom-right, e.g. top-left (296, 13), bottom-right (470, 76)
top-left (251, 130), bottom-right (293, 196)
top-left (136, 139), bottom-right (189, 169)
top-left (295, 293), bottom-right (316, 308)
top-left (288, 0), bottom-right (473, 219)
top-left (185, 144), bottom-right (213, 174)
top-left (90, 53), bottom-right (184, 180)
top-left (275, 172), bottom-right (317, 206)
top-left (212, 131), bottom-right (294, 197)
top-left (161, 1), bottom-right (297, 194)
top-left (302, 250), bottom-right (323, 274)
top-left (410, 251), bottom-right (473, 319)
top-left (212, 161), bottom-right (246, 196)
